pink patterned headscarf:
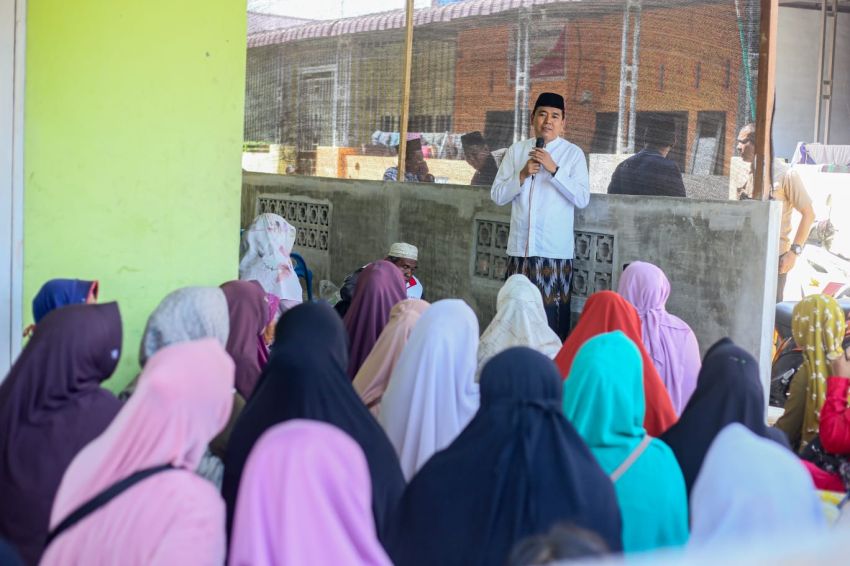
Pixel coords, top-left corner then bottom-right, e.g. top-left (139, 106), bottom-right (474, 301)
top-left (618, 262), bottom-right (701, 414)
top-left (228, 420), bottom-right (391, 566)
top-left (239, 213), bottom-right (303, 303)
top-left (42, 339), bottom-right (235, 566)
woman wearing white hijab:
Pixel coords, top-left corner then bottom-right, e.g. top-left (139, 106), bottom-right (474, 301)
top-left (239, 213), bottom-right (303, 311)
top-left (477, 274), bottom-right (561, 378)
top-left (690, 423), bottom-right (825, 547)
top-left (379, 299), bottom-right (480, 480)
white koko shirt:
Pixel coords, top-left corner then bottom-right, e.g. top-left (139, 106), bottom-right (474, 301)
top-left (490, 136), bottom-right (590, 259)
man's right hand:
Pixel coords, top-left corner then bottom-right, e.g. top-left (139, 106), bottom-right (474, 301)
top-left (519, 159), bottom-right (541, 185)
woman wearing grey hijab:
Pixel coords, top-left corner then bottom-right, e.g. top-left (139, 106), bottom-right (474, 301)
top-left (138, 286), bottom-right (230, 365)
top-left (124, 286), bottom-right (241, 488)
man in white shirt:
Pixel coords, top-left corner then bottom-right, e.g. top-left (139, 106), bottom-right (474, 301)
top-left (490, 92), bottom-right (590, 339)
top-left (334, 242), bottom-right (423, 317)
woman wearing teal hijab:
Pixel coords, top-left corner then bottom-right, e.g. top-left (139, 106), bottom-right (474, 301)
top-left (562, 331), bottom-right (688, 553)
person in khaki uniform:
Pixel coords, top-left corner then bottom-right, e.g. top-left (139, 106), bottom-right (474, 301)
top-left (735, 123), bottom-right (816, 302)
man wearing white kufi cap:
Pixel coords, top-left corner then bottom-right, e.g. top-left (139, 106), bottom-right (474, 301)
top-left (386, 242), bottom-right (423, 300)
top-left (334, 242), bottom-right (424, 317)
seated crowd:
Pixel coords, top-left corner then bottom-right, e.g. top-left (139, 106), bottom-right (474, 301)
top-left (1, 212), bottom-right (849, 566)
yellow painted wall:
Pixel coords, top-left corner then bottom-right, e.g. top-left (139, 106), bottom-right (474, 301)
top-left (23, 1), bottom-right (247, 390)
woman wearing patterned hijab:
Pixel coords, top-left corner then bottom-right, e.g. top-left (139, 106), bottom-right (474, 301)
top-left (239, 213), bottom-right (303, 312)
top-left (775, 294), bottom-right (846, 451)
top-left (477, 274), bottom-right (562, 379)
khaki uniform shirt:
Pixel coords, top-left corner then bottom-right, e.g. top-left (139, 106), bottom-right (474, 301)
top-left (741, 168), bottom-right (813, 254)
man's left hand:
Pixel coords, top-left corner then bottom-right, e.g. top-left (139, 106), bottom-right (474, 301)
top-left (779, 251), bottom-right (797, 274)
top-left (529, 148), bottom-right (558, 175)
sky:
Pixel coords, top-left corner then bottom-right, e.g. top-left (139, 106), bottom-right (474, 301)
top-left (248, 0), bottom-right (434, 20)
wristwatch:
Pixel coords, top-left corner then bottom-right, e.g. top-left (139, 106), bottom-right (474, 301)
top-left (790, 244), bottom-right (803, 256)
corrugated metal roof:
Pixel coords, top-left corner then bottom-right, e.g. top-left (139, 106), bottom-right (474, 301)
top-left (248, 0), bottom-right (579, 47)
top-left (247, 11), bottom-right (316, 36)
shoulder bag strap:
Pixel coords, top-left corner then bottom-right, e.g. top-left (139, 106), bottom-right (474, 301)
top-left (45, 464), bottom-right (175, 547)
top-left (609, 435), bottom-right (653, 483)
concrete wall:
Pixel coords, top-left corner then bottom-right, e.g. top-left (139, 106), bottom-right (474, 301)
top-left (775, 7), bottom-right (850, 159)
top-left (243, 173), bottom-right (781, 392)
top-left (24, 1), bottom-right (247, 391)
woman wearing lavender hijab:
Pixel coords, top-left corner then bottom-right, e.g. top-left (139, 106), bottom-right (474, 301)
top-left (618, 261), bottom-right (700, 415)
top-left (229, 421), bottom-right (392, 566)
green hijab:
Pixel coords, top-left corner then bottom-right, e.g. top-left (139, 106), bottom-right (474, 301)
top-left (563, 331), bottom-right (689, 553)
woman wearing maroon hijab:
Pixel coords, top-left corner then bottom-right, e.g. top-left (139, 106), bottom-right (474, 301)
top-left (343, 261), bottom-right (408, 379)
top-left (220, 280), bottom-right (269, 400)
top-left (0, 303), bottom-right (123, 565)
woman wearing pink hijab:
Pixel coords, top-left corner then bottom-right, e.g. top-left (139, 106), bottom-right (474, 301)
top-left (618, 261), bottom-right (700, 414)
top-left (228, 420), bottom-right (391, 566)
top-left (41, 339), bottom-right (235, 566)
top-left (353, 298), bottom-right (429, 416)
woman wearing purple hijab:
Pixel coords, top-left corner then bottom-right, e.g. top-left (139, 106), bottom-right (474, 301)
top-left (220, 280), bottom-right (269, 400)
top-left (0, 303), bottom-right (123, 565)
top-left (618, 261), bottom-right (700, 414)
top-left (343, 261), bottom-right (408, 379)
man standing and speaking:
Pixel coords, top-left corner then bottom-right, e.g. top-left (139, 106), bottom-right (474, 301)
top-left (491, 92), bottom-right (590, 340)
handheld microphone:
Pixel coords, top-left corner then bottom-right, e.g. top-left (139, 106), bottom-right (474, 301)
top-left (532, 137), bottom-right (545, 181)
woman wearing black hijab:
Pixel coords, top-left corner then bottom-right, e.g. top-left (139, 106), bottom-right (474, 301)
top-left (386, 347), bottom-right (622, 566)
top-left (222, 301), bottom-right (405, 544)
top-left (0, 303), bottom-right (123, 565)
top-left (661, 338), bottom-right (790, 495)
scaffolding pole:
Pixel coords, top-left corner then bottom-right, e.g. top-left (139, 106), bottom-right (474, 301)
top-left (627, 2), bottom-right (642, 152)
top-left (813, 0), bottom-right (827, 141)
top-left (396, 0), bottom-right (415, 181)
top-left (615, 4), bottom-right (631, 154)
top-left (616, 0), bottom-right (641, 154)
top-left (512, 8), bottom-right (531, 144)
top-left (824, 0), bottom-right (838, 143)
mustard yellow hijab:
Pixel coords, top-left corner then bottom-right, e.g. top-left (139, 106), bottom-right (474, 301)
top-left (792, 295), bottom-right (846, 444)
